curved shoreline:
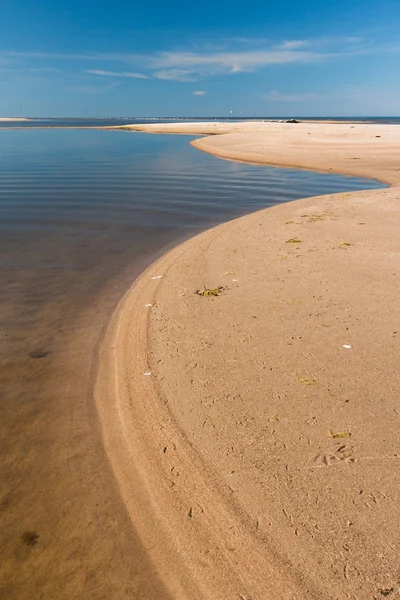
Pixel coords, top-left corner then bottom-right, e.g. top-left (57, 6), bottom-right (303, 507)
top-left (95, 122), bottom-right (400, 598)
top-left (95, 220), bottom-right (329, 599)
top-left (120, 121), bottom-right (400, 186)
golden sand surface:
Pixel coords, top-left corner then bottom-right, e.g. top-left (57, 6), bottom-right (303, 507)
top-left (96, 121), bottom-right (400, 598)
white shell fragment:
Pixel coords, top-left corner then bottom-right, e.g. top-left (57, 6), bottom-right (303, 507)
top-left (151, 275), bottom-right (163, 280)
top-left (343, 345), bottom-right (352, 349)
top-left (145, 304), bottom-right (152, 307)
top-left (144, 371), bottom-right (152, 376)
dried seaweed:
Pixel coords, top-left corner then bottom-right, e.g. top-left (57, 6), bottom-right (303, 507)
top-left (298, 377), bottom-right (318, 385)
top-left (329, 430), bottom-right (351, 439)
top-left (195, 286), bottom-right (225, 297)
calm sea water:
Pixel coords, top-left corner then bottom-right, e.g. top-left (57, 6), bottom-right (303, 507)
top-left (0, 128), bottom-right (386, 599)
top-left (2, 116), bottom-right (400, 128)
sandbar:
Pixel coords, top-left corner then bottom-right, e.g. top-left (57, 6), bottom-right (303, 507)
top-left (96, 121), bottom-right (400, 598)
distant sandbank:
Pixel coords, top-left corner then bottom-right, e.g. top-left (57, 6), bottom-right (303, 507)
top-left (0, 117), bottom-right (31, 121)
top-left (118, 121), bottom-right (400, 185)
top-left (96, 121), bottom-right (400, 598)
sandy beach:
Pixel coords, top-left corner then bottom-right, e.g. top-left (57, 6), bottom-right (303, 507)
top-left (95, 121), bottom-right (400, 599)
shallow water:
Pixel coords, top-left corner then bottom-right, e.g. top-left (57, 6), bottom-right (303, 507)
top-left (0, 128), bottom-right (385, 599)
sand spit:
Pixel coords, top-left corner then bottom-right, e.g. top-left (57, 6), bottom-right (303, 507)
top-left (0, 117), bottom-right (31, 121)
top-left (96, 122), bottom-right (400, 598)
top-left (119, 121), bottom-right (400, 185)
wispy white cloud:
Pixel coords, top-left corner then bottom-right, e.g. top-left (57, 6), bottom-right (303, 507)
top-left (85, 69), bottom-right (150, 79)
top-left (279, 40), bottom-right (309, 50)
top-left (150, 49), bottom-right (320, 74)
top-left (265, 90), bottom-right (321, 102)
top-left (193, 90), bottom-right (206, 95)
top-left (224, 37), bottom-right (270, 46)
top-left (153, 69), bottom-right (196, 81)
top-left (105, 82), bottom-right (120, 90)
top-left (0, 42), bottom-right (341, 77)
top-left (1, 36), bottom-right (392, 84)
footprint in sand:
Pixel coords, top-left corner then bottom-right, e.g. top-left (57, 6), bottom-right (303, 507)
top-left (21, 531), bottom-right (40, 546)
top-left (313, 444), bottom-right (356, 467)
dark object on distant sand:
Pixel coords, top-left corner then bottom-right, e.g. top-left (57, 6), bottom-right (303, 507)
top-left (29, 349), bottom-right (51, 359)
top-left (285, 118), bottom-right (300, 123)
top-left (21, 531), bottom-right (40, 546)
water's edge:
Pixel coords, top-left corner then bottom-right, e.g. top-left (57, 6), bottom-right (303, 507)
top-left (0, 128), bottom-right (386, 599)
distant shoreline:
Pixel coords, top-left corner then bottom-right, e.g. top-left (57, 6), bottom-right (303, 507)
top-left (1, 116), bottom-right (400, 130)
top-left (0, 117), bottom-right (31, 122)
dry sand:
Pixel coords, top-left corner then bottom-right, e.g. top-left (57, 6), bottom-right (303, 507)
top-left (0, 117), bottom-right (30, 121)
top-left (96, 122), bottom-right (400, 598)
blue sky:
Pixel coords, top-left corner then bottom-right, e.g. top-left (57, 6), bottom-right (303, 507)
top-left (1, 0), bottom-right (399, 117)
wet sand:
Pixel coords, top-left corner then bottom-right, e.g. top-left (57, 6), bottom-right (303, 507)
top-left (96, 122), bottom-right (400, 598)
